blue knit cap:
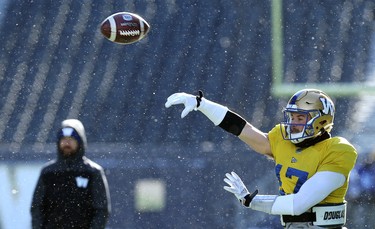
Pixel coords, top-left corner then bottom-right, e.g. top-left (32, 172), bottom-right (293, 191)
top-left (57, 127), bottom-right (82, 145)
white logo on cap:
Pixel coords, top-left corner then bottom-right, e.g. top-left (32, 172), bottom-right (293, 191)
top-left (62, 127), bottom-right (75, 137)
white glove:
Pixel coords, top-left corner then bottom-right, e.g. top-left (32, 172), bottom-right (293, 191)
top-left (224, 171), bottom-right (258, 207)
top-left (165, 92), bottom-right (198, 118)
top-left (165, 91), bottom-right (229, 125)
top-left (224, 172), bottom-right (250, 199)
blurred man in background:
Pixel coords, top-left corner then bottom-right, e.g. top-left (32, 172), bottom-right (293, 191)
top-left (166, 89), bottom-right (357, 229)
top-left (31, 119), bottom-right (111, 229)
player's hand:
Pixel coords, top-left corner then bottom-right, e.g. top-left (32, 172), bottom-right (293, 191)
top-left (165, 91), bottom-right (203, 118)
top-left (224, 171), bottom-right (258, 207)
top-left (224, 172), bottom-right (250, 199)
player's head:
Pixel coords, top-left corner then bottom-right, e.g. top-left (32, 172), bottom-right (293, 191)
top-left (280, 89), bottom-right (335, 145)
top-left (57, 119), bottom-right (87, 159)
top-left (57, 127), bottom-right (82, 158)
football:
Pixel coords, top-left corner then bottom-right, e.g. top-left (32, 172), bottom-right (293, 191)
top-left (100, 12), bottom-right (150, 45)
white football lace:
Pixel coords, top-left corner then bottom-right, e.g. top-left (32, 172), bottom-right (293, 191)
top-left (119, 30), bottom-right (140, 36)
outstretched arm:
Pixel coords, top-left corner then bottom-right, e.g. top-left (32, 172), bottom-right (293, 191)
top-left (224, 171), bottom-right (345, 215)
top-left (165, 91), bottom-right (272, 157)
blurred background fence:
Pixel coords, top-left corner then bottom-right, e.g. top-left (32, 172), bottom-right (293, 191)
top-left (0, 0), bottom-right (374, 228)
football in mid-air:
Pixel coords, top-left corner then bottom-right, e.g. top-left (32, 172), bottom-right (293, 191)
top-left (100, 12), bottom-right (150, 45)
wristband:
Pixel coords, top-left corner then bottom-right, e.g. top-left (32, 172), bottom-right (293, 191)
top-left (242, 189), bottom-right (259, 207)
top-left (218, 111), bottom-right (247, 136)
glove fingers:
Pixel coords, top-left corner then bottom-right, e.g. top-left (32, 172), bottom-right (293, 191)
top-left (165, 94), bottom-right (176, 107)
top-left (226, 173), bottom-right (237, 183)
top-left (231, 171), bottom-right (246, 185)
top-left (223, 178), bottom-right (234, 187)
top-left (224, 178), bottom-right (242, 194)
top-left (225, 173), bottom-right (232, 180)
top-left (165, 93), bottom-right (184, 108)
top-left (231, 171), bottom-right (241, 180)
top-left (223, 186), bottom-right (238, 194)
top-left (181, 106), bottom-right (194, 118)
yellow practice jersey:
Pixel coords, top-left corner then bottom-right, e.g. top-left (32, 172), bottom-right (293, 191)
top-left (268, 124), bottom-right (357, 204)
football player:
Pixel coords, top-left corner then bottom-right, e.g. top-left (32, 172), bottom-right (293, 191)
top-left (165, 89), bottom-right (357, 229)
